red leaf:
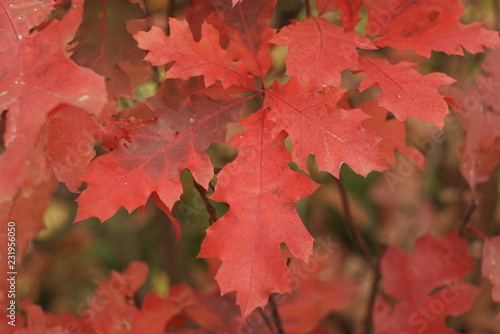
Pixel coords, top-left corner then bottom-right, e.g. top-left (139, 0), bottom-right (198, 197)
top-left (208, 0), bottom-right (276, 82)
top-left (482, 236), bottom-right (500, 303)
top-left (358, 56), bottom-right (455, 127)
top-left (75, 93), bottom-right (247, 230)
top-left (364, 0), bottom-right (500, 57)
top-left (198, 109), bottom-right (318, 317)
top-left (5, 0), bottom-right (56, 35)
top-left (85, 261), bottom-right (148, 332)
top-left (443, 49), bottom-right (500, 191)
top-left (70, 0), bottom-right (147, 97)
top-left (265, 77), bottom-right (387, 177)
top-left (315, 0), bottom-right (363, 30)
top-left (360, 101), bottom-right (425, 170)
top-left (0, 0), bottom-right (107, 202)
top-left (271, 17), bottom-right (375, 89)
top-left (46, 106), bottom-right (102, 192)
top-left (134, 19), bottom-right (255, 89)
top-left (130, 292), bottom-right (181, 334)
top-left (374, 232), bottom-right (479, 334)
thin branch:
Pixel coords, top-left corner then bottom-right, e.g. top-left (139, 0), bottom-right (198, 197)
top-left (334, 176), bottom-right (375, 269)
top-left (259, 308), bottom-right (278, 334)
top-left (360, 245), bottom-right (384, 334)
top-left (269, 295), bottom-right (285, 334)
top-left (194, 182), bottom-right (217, 225)
top-left (304, 0), bottom-right (312, 18)
top-left (460, 200), bottom-right (477, 232)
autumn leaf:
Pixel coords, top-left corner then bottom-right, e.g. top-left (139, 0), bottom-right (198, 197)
top-left (360, 101), bottom-right (425, 170)
top-left (46, 106), bottom-right (102, 192)
top-left (208, 0), bottom-right (276, 83)
top-left (70, 0), bottom-right (147, 97)
top-left (374, 232), bottom-right (479, 334)
top-left (358, 56), bottom-right (455, 127)
top-left (75, 93), bottom-right (248, 233)
top-left (134, 18), bottom-right (256, 90)
top-left (0, 0), bottom-right (107, 204)
top-left (482, 236), bottom-right (500, 308)
top-left (265, 77), bottom-right (386, 177)
top-left (364, 0), bottom-right (500, 57)
top-left (271, 17), bottom-right (375, 89)
top-left (443, 49), bottom-right (500, 192)
top-left (198, 108), bottom-right (318, 317)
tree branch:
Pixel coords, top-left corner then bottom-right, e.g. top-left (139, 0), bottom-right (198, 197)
top-left (334, 176), bottom-right (375, 270)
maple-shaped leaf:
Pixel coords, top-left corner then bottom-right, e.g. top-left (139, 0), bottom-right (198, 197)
top-left (374, 232), bottom-right (479, 334)
top-left (315, 0), bottom-right (363, 30)
top-left (360, 101), bottom-right (425, 170)
top-left (279, 249), bottom-right (359, 333)
top-left (364, 0), bottom-right (500, 57)
top-left (207, 0), bottom-right (276, 83)
top-left (265, 77), bottom-right (386, 178)
top-left (84, 261), bottom-right (148, 332)
top-left (131, 292), bottom-right (182, 333)
top-left (134, 19), bottom-right (255, 89)
top-left (482, 236), bottom-right (500, 308)
top-left (46, 106), bottom-right (102, 192)
top-left (0, 0), bottom-right (107, 203)
top-left (271, 17), bottom-right (375, 89)
top-left (70, 0), bottom-right (146, 97)
top-left (443, 49), bottom-right (500, 191)
top-left (314, 0), bottom-right (336, 16)
top-left (5, 0), bottom-right (55, 35)
top-left (198, 109), bottom-right (318, 318)
top-left (75, 93), bottom-right (248, 232)
top-left (358, 56), bottom-right (455, 128)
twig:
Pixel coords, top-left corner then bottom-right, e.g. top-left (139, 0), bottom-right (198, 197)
top-left (334, 176), bottom-right (375, 270)
top-left (259, 308), bottom-right (277, 334)
top-left (269, 295), bottom-right (285, 334)
top-left (304, 0), bottom-right (312, 18)
top-left (194, 181), bottom-right (217, 225)
top-left (360, 245), bottom-right (384, 334)
top-left (460, 200), bottom-right (477, 232)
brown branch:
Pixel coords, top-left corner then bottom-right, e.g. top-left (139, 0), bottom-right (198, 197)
top-left (270, 295), bottom-right (285, 334)
top-left (304, 0), bottom-right (312, 18)
top-left (194, 181), bottom-right (217, 225)
top-left (360, 245), bottom-right (385, 334)
top-left (334, 176), bottom-right (375, 270)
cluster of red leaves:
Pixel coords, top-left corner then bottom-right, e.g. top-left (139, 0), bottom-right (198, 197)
top-left (1, 0), bottom-right (500, 332)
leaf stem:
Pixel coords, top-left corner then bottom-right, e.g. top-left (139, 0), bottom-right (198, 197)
top-left (270, 295), bottom-right (285, 334)
top-left (304, 0), bottom-right (312, 18)
top-left (360, 245), bottom-right (384, 334)
top-left (335, 176), bottom-right (375, 270)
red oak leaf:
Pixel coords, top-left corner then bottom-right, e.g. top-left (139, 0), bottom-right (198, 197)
top-left (46, 106), bottom-right (102, 192)
top-left (315, 0), bottom-right (363, 30)
top-left (265, 77), bottom-right (386, 178)
top-left (279, 249), bottom-right (359, 333)
top-left (208, 0), bottom-right (276, 83)
top-left (360, 101), bottom-right (425, 170)
top-left (0, 0), bottom-right (107, 204)
top-left (198, 109), bottom-right (318, 318)
top-left (271, 17), bottom-right (375, 89)
top-left (84, 261), bottom-right (148, 332)
top-left (364, 0), bottom-right (500, 57)
top-left (374, 232), bottom-right (479, 334)
top-left (134, 19), bottom-right (255, 90)
top-left (482, 236), bottom-right (500, 305)
top-left (5, 0), bottom-right (56, 35)
top-left (358, 56), bottom-right (455, 127)
top-left (70, 0), bottom-right (147, 97)
top-left (443, 49), bottom-right (500, 192)
top-left (314, 0), bottom-right (336, 16)
top-left (75, 93), bottom-right (248, 235)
